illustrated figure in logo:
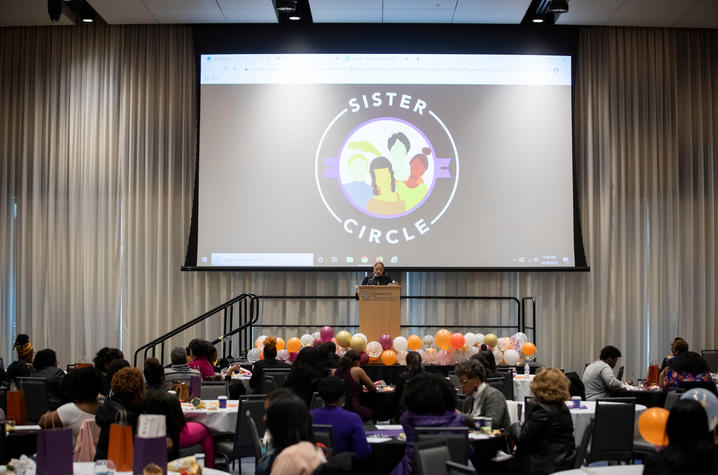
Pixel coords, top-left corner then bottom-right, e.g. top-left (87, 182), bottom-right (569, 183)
top-left (343, 155), bottom-right (374, 208)
top-left (396, 147), bottom-right (431, 211)
top-left (387, 132), bottom-right (410, 181)
top-left (366, 156), bottom-right (406, 216)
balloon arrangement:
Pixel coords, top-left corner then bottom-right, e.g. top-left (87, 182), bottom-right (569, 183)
top-left (249, 327), bottom-right (537, 367)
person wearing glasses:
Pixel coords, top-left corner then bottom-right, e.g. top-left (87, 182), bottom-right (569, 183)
top-left (454, 359), bottom-right (510, 430)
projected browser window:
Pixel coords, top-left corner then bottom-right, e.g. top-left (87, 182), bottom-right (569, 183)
top-left (197, 54), bottom-right (574, 268)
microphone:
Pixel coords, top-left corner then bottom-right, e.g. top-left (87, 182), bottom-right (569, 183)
top-left (369, 273), bottom-right (377, 285)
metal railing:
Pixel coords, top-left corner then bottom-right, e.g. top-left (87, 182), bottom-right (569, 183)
top-left (133, 293), bottom-right (259, 366)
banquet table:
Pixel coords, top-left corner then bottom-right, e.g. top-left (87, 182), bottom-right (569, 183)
top-left (72, 461), bottom-right (231, 474)
top-left (551, 466), bottom-right (644, 474)
top-left (181, 400), bottom-right (239, 434)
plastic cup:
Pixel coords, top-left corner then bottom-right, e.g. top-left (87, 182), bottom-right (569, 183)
top-left (480, 417), bottom-right (492, 434)
top-left (472, 417), bottom-right (482, 430)
top-left (218, 395), bottom-right (227, 409)
top-left (195, 453), bottom-right (205, 468)
top-left (571, 396), bottom-right (581, 408)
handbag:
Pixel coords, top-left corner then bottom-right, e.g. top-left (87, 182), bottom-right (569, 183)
top-left (169, 381), bottom-right (190, 402)
top-left (107, 409), bottom-right (134, 472)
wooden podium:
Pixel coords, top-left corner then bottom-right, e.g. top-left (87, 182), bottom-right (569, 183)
top-left (357, 285), bottom-right (401, 342)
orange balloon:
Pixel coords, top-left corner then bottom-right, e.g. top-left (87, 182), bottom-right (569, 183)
top-left (407, 335), bottom-right (422, 351)
top-left (522, 342), bottom-right (536, 356)
top-left (381, 350), bottom-right (397, 366)
top-left (287, 337), bottom-right (301, 353)
top-left (450, 333), bottom-right (465, 350)
top-left (276, 337), bottom-right (286, 351)
top-left (435, 329), bottom-right (452, 351)
top-left (638, 408), bottom-right (669, 445)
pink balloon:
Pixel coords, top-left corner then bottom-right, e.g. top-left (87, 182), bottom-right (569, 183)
top-left (379, 334), bottom-right (393, 351)
top-left (313, 337), bottom-right (322, 346)
top-left (320, 325), bottom-right (334, 342)
top-left (289, 351), bottom-right (298, 363)
top-left (359, 352), bottom-right (370, 365)
top-left (438, 350), bottom-right (453, 366)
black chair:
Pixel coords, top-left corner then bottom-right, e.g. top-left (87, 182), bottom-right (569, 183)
top-left (16, 377), bottom-right (49, 424)
top-left (259, 375), bottom-right (276, 395)
top-left (447, 374), bottom-right (462, 392)
top-left (701, 350), bottom-right (718, 372)
top-left (565, 372), bottom-right (586, 400)
top-left (573, 420), bottom-right (593, 467)
top-left (617, 366), bottom-right (625, 381)
top-left (310, 392), bottom-right (324, 410)
top-left (664, 390), bottom-right (682, 410)
top-left (263, 368), bottom-right (292, 388)
top-left (312, 423), bottom-right (334, 450)
top-left (586, 399), bottom-right (635, 464)
top-left (416, 426), bottom-right (469, 465)
top-left (677, 380), bottom-right (718, 397)
top-left (215, 394), bottom-right (267, 466)
top-left (446, 460), bottom-right (475, 474)
top-left (485, 377), bottom-right (508, 400)
top-left (501, 371), bottom-right (514, 400)
top-left (246, 411), bottom-right (264, 463)
top-left (415, 438), bottom-right (451, 475)
top-left (200, 381), bottom-right (229, 399)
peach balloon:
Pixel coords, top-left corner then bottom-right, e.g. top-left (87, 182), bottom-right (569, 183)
top-left (638, 408), bottom-right (669, 446)
top-left (381, 350), bottom-right (397, 366)
top-left (435, 329), bottom-right (452, 351)
top-left (276, 337), bottom-right (286, 351)
top-left (287, 337), bottom-right (302, 353)
top-left (522, 342), bottom-right (536, 356)
top-left (407, 334), bottom-right (422, 351)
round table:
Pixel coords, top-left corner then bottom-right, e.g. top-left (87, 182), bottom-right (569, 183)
top-left (73, 461), bottom-right (231, 474)
top-left (181, 400), bottom-right (239, 434)
top-left (552, 465), bottom-right (644, 474)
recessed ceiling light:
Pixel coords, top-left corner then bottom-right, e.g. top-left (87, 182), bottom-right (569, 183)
top-left (532, 18), bottom-right (544, 23)
top-left (82, 18), bottom-right (94, 23)
top-left (289, 15), bottom-right (301, 20)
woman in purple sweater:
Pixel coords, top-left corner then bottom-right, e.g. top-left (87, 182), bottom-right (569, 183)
top-left (310, 377), bottom-right (372, 461)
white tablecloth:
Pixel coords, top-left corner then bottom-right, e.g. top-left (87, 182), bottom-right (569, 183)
top-left (513, 374), bottom-right (535, 401)
top-left (181, 400), bottom-right (239, 434)
top-left (73, 462), bottom-right (230, 474)
top-left (552, 466), bottom-right (644, 475)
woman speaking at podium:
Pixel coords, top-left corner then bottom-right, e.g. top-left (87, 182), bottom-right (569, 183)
top-left (361, 261), bottom-right (393, 286)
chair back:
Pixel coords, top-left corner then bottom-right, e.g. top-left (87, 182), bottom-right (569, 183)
top-left (485, 377), bottom-right (506, 398)
top-left (246, 410), bottom-right (264, 461)
top-left (616, 366), bottom-right (624, 381)
top-left (200, 381), bottom-right (229, 399)
top-left (16, 377), bottom-right (49, 423)
top-left (664, 391), bottom-right (682, 410)
top-left (446, 460), bottom-right (475, 474)
top-left (312, 423), bottom-right (334, 450)
top-left (416, 426), bottom-right (469, 465)
top-left (573, 420), bottom-right (593, 467)
top-left (501, 371), bottom-right (514, 400)
top-left (677, 380), bottom-right (718, 397)
top-left (701, 350), bottom-right (718, 372)
top-left (260, 375), bottom-right (276, 395)
top-left (310, 392), bottom-right (324, 410)
top-left (234, 396), bottom-right (267, 459)
top-left (263, 368), bottom-right (291, 388)
top-left (587, 399), bottom-right (635, 463)
top-left (447, 374), bottom-right (462, 392)
top-left (565, 372), bottom-right (586, 400)
top-left (415, 438), bottom-right (451, 475)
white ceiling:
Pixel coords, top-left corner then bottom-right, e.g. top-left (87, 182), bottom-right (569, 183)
top-left (1, 0), bottom-right (716, 28)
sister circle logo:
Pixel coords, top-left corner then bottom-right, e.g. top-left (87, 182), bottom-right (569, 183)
top-left (316, 92), bottom-right (459, 245)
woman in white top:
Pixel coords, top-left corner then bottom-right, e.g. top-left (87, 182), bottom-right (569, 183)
top-left (39, 366), bottom-right (102, 445)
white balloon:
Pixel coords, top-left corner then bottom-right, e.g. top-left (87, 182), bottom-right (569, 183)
top-left (312, 331), bottom-right (321, 341)
top-left (393, 336), bottom-right (409, 353)
top-left (497, 337), bottom-right (510, 352)
top-left (300, 333), bottom-right (314, 347)
top-left (504, 349), bottom-right (520, 366)
top-left (255, 335), bottom-right (268, 350)
top-left (475, 333), bottom-right (485, 345)
top-left (422, 335), bottom-right (435, 349)
top-left (492, 347), bottom-right (503, 363)
top-left (464, 332), bottom-right (476, 348)
top-left (397, 350), bottom-right (408, 365)
top-left (277, 349), bottom-right (290, 361)
top-left (467, 345), bottom-right (479, 356)
top-left (512, 332), bottom-right (529, 348)
top-left (355, 333), bottom-right (368, 344)
top-left (247, 348), bottom-right (261, 364)
top-left (366, 341), bottom-right (383, 358)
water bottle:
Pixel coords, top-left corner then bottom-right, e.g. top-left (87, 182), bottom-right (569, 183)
top-left (524, 362), bottom-right (530, 376)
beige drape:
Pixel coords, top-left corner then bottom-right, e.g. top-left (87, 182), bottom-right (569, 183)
top-left (1, 25), bottom-right (716, 380)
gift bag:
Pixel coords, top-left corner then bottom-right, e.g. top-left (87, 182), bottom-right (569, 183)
top-left (170, 381), bottom-right (190, 402)
top-left (189, 375), bottom-right (201, 400)
top-left (6, 390), bottom-right (27, 425)
top-left (36, 427), bottom-right (73, 475)
top-left (108, 410), bottom-right (134, 472)
top-left (133, 436), bottom-right (167, 474)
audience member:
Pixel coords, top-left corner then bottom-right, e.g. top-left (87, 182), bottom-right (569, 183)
top-left (164, 346), bottom-right (201, 388)
top-left (32, 348), bottom-right (66, 410)
top-left (257, 394), bottom-right (325, 475)
top-left (142, 358), bottom-right (186, 462)
top-left (92, 347), bottom-right (124, 395)
top-left (644, 399), bottom-right (718, 475)
top-left (395, 350), bottom-right (423, 415)
top-left (316, 342), bottom-right (340, 370)
top-left (455, 359), bottom-right (510, 430)
top-left (247, 337), bottom-right (291, 391)
top-left (509, 368), bottom-right (576, 475)
top-left (391, 372), bottom-right (467, 475)
top-left (334, 350), bottom-right (376, 421)
top-left (261, 388), bottom-right (295, 449)
top-left (659, 351), bottom-right (713, 391)
top-left (187, 340), bottom-right (216, 379)
top-left (285, 347), bottom-right (325, 407)
top-left (7, 334), bottom-right (33, 382)
top-left (105, 359), bottom-right (130, 397)
top-left (310, 377), bottom-right (371, 461)
top-left (38, 366), bottom-right (102, 445)
top-left (659, 338), bottom-right (688, 373)
top-left (478, 344), bottom-right (498, 379)
top-left (582, 345), bottom-right (627, 400)
top-left (95, 367), bottom-right (145, 460)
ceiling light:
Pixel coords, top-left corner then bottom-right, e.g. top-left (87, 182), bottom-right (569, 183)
top-left (289, 15), bottom-right (301, 20)
top-left (82, 17), bottom-right (93, 23)
top-left (274, 0), bottom-right (297, 13)
top-left (532, 18), bottom-right (544, 23)
top-left (550, 0), bottom-right (569, 13)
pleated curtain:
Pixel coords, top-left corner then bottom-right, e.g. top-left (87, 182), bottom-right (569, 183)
top-left (0, 25), bottom-right (716, 380)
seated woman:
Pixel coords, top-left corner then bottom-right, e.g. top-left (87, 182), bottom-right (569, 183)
top-left (310, 377), bottom-right (371, 461)
top-left (95, 367), bottom-right (145, 460)
top-left (644, 399), bottom-right (718, 475)
top-left (477, 345), bottom-right (498, 379)
top-left (143, 358), bottom-right (215, 467)
top-left (284, 347), bottom-right (325, 407)
top-left (7, 334), bottom-right (33, 383)
top-left (39, 366), bottom-right (102, 445)
top-left (245, 337), bottom-right (291, 392)
top-left (660, 351), bottom-right (713, 390)
top-left (32, 348), bottom-right (66, 410)
top-left (93, 347), bottom-right (124, 395)
top-left (187, 340), bottom-right (216, 379)
top-left (659, 338), bottom-right (688, 373)
top-left (455, 359), bottom-right (510, 430)
top-left (509, 368), bottom-right (576, 475)
top-left (334, 350), bottom-right (376, 421)
top-left (391, 372), bottom-right (468, 475)
top-left (394, 351), bottom-right (423, 417)
top-left (257, 394), bottom-right (325, 475)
